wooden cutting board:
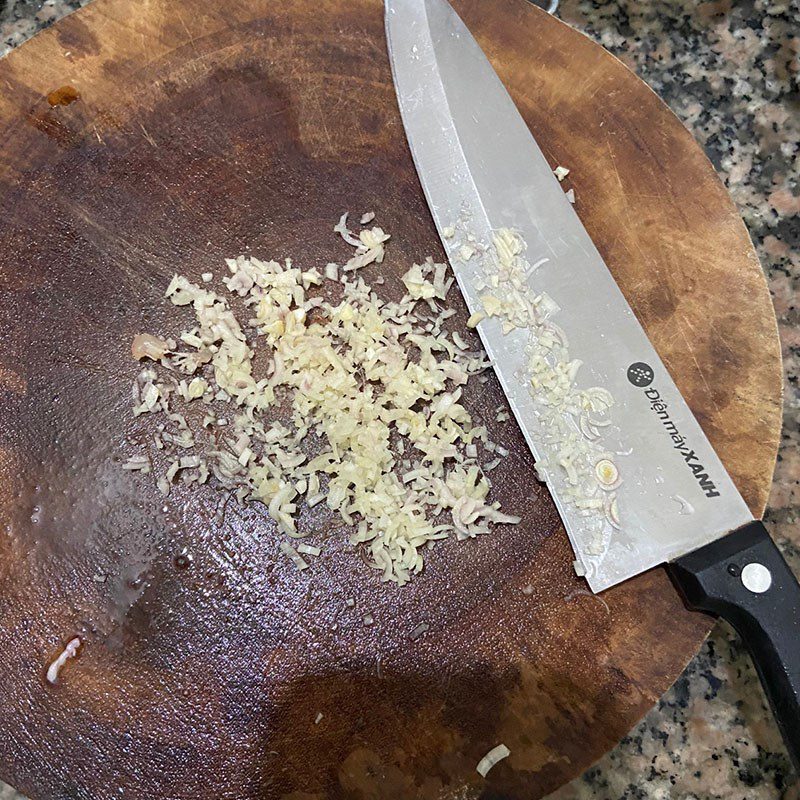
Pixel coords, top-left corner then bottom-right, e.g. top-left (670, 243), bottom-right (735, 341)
top-left (0, 0), bottom-right (782, 798)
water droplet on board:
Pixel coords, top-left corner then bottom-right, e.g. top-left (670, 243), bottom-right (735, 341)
top-left (671, 495), bottom-right (695, 515)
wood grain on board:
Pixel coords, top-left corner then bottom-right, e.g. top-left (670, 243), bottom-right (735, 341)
top-left (0, 0), bottom-right (782, 798)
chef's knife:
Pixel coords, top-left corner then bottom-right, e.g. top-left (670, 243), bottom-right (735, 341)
top-left (386, 0), bottom-right (800, 763)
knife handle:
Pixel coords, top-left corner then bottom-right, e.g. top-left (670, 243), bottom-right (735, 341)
top-left (668, 521), bottom-right (800, 768)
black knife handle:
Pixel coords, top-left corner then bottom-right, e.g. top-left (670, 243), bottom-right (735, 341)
top-left (668, 520), bottom-right (800, 768)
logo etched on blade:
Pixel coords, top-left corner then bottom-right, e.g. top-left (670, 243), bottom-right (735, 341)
top-left (627, 362), bottom-right (721, 499)
top-left (627, 362), bottom-right (654, 388)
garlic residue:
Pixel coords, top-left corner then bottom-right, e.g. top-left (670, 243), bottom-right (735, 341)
top-left (46, 637), bottom-right (81, 684)
top-left (454, 226), bottom-right (621, 539)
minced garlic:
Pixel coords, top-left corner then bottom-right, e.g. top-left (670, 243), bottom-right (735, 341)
top-left (126, 215), bottom-right (520, 585)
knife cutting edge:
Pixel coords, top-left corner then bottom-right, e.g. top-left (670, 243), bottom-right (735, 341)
top-left (385, 0), bottom-right (800, 763)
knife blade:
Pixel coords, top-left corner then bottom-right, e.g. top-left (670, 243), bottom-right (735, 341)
top-left (386, 0), bottom-right (800, 763)
top-left (385, 0), bottom-right (752, 593)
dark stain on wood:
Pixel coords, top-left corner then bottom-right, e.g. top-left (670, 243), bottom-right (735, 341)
top-left (25, 108), bottom-right (82, 148)
top-left (0, 0), bottom-right (782, 799)
top-left (54, 14), bottom-right (101, 59)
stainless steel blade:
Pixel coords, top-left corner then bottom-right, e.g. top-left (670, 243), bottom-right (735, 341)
top-left (385, 0), bottom-right (753, 591)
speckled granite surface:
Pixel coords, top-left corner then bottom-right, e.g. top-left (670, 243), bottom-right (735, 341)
top-left (1, 0), bottom-right (798, 797)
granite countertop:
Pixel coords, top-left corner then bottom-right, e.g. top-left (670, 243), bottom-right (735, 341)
top-left (1, 0), bottom-right (798, 798)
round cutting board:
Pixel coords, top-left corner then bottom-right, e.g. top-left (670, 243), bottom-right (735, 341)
top-left (0, 0), bottom-right (782, 798)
